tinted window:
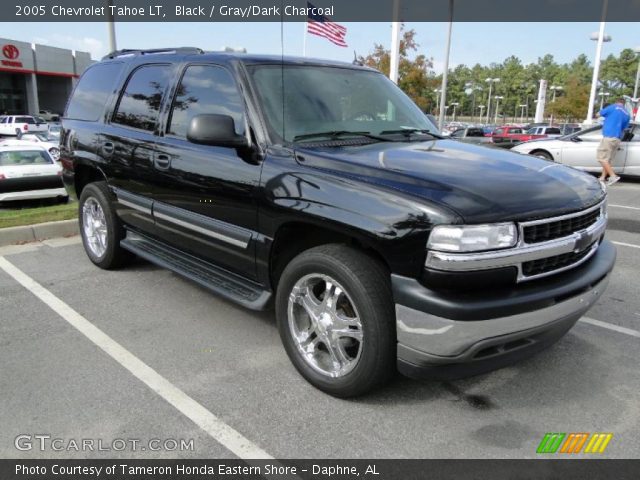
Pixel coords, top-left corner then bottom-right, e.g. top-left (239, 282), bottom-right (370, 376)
top-left (0, 149), bottom-right (52, 166)
top-left (546, 128), bottom-right (561, 134)
top-left (168, 65), bottom-right (245, 138)
top-left (66, 62), bottom-right (124, 121)
top-left (15, 116), bottom-right (34, 124)
top-left (467, 128), bottom-right (484, 137)
top-left (113, 64), bottom-right (172, 131)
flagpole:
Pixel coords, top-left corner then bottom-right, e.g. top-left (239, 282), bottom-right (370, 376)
top-left (389, 0), bottom-right (400, 84)
top-left (303, 21), bottom-right (308, 57)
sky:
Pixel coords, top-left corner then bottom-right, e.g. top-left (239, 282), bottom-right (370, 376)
top-left (0, 21), bottom-right (638, 73)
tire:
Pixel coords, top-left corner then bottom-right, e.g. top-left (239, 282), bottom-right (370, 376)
top-left (49, 147), bottom-right (60, 161)
top-left (532, 150), bottom-right (553, 161)
top-left (275, 244), bottom-right (395, 397)
top-left (78, 182), bottom-right (132, 269)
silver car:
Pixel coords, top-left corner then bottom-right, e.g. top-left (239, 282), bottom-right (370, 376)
top-left (511, 122), bottom-right (639, 177)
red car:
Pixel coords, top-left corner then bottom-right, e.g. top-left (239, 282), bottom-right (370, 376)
top-left (491, 126), bottom-right (530, 144)
top-left (492, 126), bottom-right (562, 145)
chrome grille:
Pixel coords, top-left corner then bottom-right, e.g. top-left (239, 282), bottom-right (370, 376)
top-left (523, 209), bottom-right (600, 243)
top-left (522, 242), bottom-right (597, 277)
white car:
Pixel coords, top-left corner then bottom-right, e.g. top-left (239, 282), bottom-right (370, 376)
top-left (0, 133), bottom-right (60, 160)
top-left (38, 110), bottom-right (61, 122)
top-left (0, 145), bottom-right (67, 202)
top-left (511, 122), bottom-right (640, 177)
top-left (0, 115), bottom-right (49, 137)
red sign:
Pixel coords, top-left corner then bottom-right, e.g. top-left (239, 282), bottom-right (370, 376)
top-left (1, 44), bottom-right (23, 68)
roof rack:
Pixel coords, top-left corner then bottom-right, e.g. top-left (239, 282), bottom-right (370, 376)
top-left (101, 47), bottom-right (204, 60)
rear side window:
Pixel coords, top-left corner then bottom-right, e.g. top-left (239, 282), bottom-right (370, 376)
top-left (66, 62), bottom-right (124, 121)
top-left (167, 65), bottom-right (246, 138)
top-left (15, 116), bottom-right (34, 124)
top-left (547, 128), bottom-right (561, 134)
top-left (113, 64), bottom-right (173, 132)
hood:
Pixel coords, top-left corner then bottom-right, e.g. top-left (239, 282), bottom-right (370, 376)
top-left (295, 139), bottom-right (604, 223)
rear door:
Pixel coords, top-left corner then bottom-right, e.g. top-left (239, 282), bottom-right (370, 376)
top-left (99, 63), bottom-right (176, 236)
top-left (149, 63), bottom-right (261, 279)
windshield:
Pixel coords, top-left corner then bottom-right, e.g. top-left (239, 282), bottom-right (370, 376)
top-left (248, 65), bottom-right (437, 143)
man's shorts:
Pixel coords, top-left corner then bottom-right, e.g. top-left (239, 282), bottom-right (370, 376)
top-left (597, 137), bottom-right (621, 164)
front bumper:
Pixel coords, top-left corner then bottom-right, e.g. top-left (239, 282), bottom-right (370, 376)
top-left (394, 240), bottom-right (616, 380)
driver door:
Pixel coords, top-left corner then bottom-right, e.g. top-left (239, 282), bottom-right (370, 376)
top-left (560, 126), bottom-right (626, 173)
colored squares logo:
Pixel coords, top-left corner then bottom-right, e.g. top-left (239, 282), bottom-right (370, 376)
top-left (537, 433), bottom-right (613, 454)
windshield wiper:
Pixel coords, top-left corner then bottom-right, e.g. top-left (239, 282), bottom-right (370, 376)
top-left (379, 128), bottom-right (442, 140)
top-left (293, 130), bottom-right (394, 143)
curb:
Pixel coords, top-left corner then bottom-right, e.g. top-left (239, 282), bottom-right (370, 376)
top-left (0, 219), bottom-right (79, 247)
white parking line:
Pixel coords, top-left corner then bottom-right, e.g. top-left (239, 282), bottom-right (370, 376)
top-left (0, 256), bottom-right (272, 460)
top-left (612, 241), bottom-right (640, 250)
top-left (580, 317), bottom-right (640, 339)
top-left (609, 204), bottom-right (640, 211)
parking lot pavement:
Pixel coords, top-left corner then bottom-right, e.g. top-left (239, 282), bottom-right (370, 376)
top-left (1, 182), bottom-right (639, 460)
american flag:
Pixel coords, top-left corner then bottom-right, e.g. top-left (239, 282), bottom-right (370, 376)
top-left (306, 2), bottom-right (348, 48)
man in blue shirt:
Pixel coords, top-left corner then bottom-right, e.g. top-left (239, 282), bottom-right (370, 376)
top-left (597, 98), bottom-right (630, 186)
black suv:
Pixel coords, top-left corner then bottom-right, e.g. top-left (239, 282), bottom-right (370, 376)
top-left (60, 48), bottom-right (615, 397)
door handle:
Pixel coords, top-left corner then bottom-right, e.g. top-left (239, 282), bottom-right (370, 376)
top-left (102, 142), bottom-right (114, 155)
top-left (154, 153), bottom-right (171, 169)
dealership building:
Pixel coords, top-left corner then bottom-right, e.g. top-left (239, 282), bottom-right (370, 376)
top-left (0, 37), bottom-right (93, 116)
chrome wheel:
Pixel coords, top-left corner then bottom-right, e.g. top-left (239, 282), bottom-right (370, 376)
top-left (287, 274), bottom-right (363, 378)
top-left (49, 147), bottom-right (60, 161)
top-left (82, 197), bottom-right (108, 258)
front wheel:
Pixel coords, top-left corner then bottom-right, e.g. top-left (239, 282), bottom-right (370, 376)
top-left (275, 244), bottom-right (395, 397)
top-left (532, 150), bottom-right (553, 161)
top-left (79, 182), bottom-right (132, 269)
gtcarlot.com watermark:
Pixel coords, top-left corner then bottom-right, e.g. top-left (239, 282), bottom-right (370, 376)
top-left (15, 434), bottom-right (194, 452)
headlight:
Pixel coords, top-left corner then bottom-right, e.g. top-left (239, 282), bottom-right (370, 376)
top-left (427, 223), bottom-right (518, 252)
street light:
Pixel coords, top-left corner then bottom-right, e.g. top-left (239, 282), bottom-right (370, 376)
top-left (493, 95), bottom-right (504, 124)
top-left (519, 104), bottom-right (527, 123)
top-left (485, 78), bottom-right (500, 124)
top-left (549, 85), bottom-right (563, 125)
top-left (585, 2), bottom-right (612, 124)
top-left (450, 102), bottom-right (460, 122)
top-left (598, 91), bottom-right (611, 110)
top-left (478, 105), bottom-right (486, 122)
top-left (633, 46), bottom-right (640, 100)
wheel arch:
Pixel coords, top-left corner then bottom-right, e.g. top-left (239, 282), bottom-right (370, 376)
top-left (268, 221), bottom-right (390, 291)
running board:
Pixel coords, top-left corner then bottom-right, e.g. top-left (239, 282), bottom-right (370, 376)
top-left (121, 231), bottom-right (272, 310)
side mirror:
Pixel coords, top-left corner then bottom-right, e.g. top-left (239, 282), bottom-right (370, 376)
top-left (186, 114), bottom-right (249, 148)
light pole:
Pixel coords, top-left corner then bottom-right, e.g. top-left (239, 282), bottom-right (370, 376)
top-left (478, 105), bottom-right (486, 122)
top-left (598, 91), bottom-right (611, 110)
top-left (633, 46), bottom-right (640, 100)
top-left (494, 96), bottom-right (504, 124)
top-left (549, 85), bottom-right (563, 125)
top-left (451, 102), bottom-right (460, 122)
top-left (519, 104), bottom-right (527, 123)
top-left (434, 88), bottom-right (442, 114)
top-left (485, 78), bottom-right (500, 124)
top-left (585, 1), bottom-right (612, 124)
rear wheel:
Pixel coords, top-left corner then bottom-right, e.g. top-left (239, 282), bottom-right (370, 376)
top-left (276, 244), bottom-right (395, 397)
top-left (79, 182), bottom-right (132, 269)
top-left (49, 147), bottom-right (60, 161)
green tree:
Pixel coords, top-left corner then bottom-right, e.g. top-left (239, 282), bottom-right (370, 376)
top-left (359, 27), bottom-right (434, 111)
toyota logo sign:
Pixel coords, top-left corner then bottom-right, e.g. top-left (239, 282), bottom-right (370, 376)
top-left (2, 44), bottom-right (20, 60)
